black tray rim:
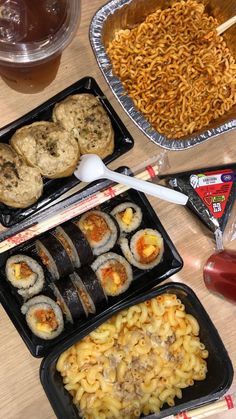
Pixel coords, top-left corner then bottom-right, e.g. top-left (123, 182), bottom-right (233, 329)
top-left (39, 281), bottom-right (234, 419)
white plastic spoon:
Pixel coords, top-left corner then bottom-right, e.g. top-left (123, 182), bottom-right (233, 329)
top-left (74, 154), bottom-right (188, 205)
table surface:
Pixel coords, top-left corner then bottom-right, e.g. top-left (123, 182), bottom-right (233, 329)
top-left (0, 1), bottom-right (236, 418)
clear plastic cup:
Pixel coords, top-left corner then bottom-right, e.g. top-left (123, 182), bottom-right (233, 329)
top-left (0, 0), bottom-right (81, 92)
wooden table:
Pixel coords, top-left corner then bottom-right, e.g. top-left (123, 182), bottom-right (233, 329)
top-left (0, 1), bottom-right (236, 418)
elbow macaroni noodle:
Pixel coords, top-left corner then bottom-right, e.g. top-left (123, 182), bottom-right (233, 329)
top-left (57, 293), bottom-right (208, 418)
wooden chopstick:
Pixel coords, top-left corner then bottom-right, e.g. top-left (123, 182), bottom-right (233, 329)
top-left (204, 15), bottom-right (236, 40)
top-left (216, 15), bottom-right (236, 35)
top-left (0, 164), bottom-right (158, 254)
top-left (163, 393), bottom-right (235, 419)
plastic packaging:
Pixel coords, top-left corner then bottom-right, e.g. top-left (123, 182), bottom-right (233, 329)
top-left (222, 199), bottom-right (236, 248)
top-left (162, 164), bottom-right (236, 250)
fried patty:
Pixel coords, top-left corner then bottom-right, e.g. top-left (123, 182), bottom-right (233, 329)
top-left (10, 121), bottom-right (80, 179)
top-left (52, 94), bottom-right (115, 159)
top-left (0, 143), bottom-right (43, 208)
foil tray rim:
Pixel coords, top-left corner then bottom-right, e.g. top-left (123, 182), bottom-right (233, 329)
top-left (89, 0), bottom-right (236, 151)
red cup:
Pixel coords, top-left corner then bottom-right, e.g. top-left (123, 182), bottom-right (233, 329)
top-left (203, 249), bottom-right (236, 303)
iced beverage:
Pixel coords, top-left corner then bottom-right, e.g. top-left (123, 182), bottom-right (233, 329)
top-left (0, 0), bottom-right (80, 92)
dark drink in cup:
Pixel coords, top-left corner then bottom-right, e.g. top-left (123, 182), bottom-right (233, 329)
top-left (0, 0), bottom-right (80, 93)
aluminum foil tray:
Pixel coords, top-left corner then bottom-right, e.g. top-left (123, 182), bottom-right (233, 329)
top-left (89, 0), bottom-right (236, 150)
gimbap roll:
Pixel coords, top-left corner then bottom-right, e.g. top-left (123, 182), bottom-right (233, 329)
top-left (77, 210), bottom-right (118, 256)
top-left (50, 277), bottom-right (87, 323)
top-left (91, 252), bottom-right (133, 296)
top-left (75, 266), bottom-right (107, 308)
top-left (111, 202), bottom-right (142, 233)
top-left (35, 234), bottom-right (74, 280)
top-left (5, 254), bottom-right (45, 300)
top-left (21, 295), bottom-right (64, 340)
top-left (71, 271), bottom-right (96, 315)
top-left (55, 222), bottom-right (93, 268)
top-left (119, 228), bottom-right (164, 270)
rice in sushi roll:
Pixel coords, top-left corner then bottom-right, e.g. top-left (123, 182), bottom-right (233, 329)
top-left (5, 254), bottom-right (45, 300)
top-left (111, 202), bottom-right (142, 233)
top-left (21, 295), bottom-right (64, 340)
top-left (71, 271), bottom-right (96, 315)
top-left (35, 234), bottom-right (74, 280)
top-left (75, 266), bottom-right (107, 309)
top-left (50, 277), bottom-right (87, 323)
top-left (119, 228), bottom-right (164, 270)
top-left (55, 222), bottom-right (93, 268)
top-left (77, 210), bottom-right (118, 256)
top-left (91, 252), bottom-right (133, 296)
top-left (71, 266), bottom-right (107, 314)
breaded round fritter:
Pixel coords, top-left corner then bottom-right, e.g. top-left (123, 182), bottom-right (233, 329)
top-left (0, 143), bottom-right (43, 208)
top-left (52, 94), bottom-right (114, 159)
top-left (10, 121), bottom-right (80, 179)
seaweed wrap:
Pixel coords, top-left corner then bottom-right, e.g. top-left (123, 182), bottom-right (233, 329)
top-left (111, 202), bottom-right (142, 233)
top-left (119, 228), bottom-right (164, 270)
top-left (91, 252), bottom-right (133, 296)
top-left (5, 254), bottom-right (45, 300)
top-left (50, 277), bottom-right (87, 323)
top-left (55, 222), bottom-right (93, 268)
top-left (77, 210), bottom-right (118, 256)
top-left (71, 271), bottom-right (96, 315)
top-left (73, 266), bottom-right (107, 311)
top-left (21, 295), bottom-right (64, 340)
top-left (35, 233), bottom-right (74, 280)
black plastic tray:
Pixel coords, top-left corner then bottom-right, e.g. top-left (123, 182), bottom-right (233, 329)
top-left (0, 76), bottom-right (134, 227)
top-left (40, 282), bottom-right (234, 419)
top-left (0, 189), bottom-right (183, 357)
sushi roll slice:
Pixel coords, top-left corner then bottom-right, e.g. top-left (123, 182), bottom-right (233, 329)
top-left (91, 252), bottom-right (133, 297)
top-left (35, 234), bottom-right (74, 280)
top-left (55, 222), bottom-right (93, 268)
top-left (111, 202), bottom-right (142, 233)
top-left (76, 266), bottom-right (107, 308)
top-left (50, 277), bottom-right (87, 323)
top-left (77, 210), bottom-right (118, 256)
top-left (72, 266), bottom-right (107, 314)
top-left (21, 295), bottom-right (64, 340)
top-left (71, 271), bottom-right (96, 315)
top-left (5, 254), bottom-right (45, 300)
top-left (119, 228), bottom-right (164, 270)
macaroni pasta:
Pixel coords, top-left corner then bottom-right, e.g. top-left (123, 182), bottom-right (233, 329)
top-left (57, 293), bottom-right (208, 418)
